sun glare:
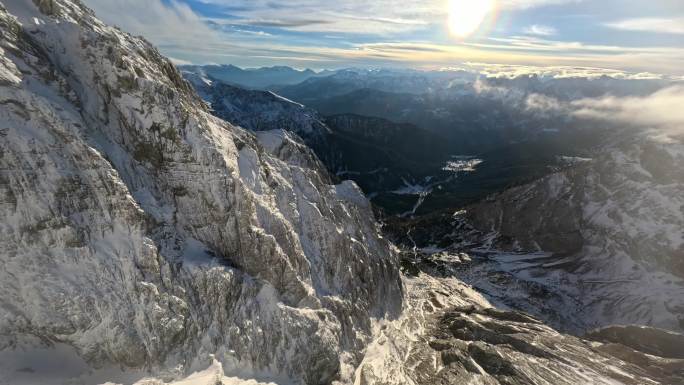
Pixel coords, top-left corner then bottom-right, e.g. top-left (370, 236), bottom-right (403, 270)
top-left (448, 0), bottom-right (495, 38)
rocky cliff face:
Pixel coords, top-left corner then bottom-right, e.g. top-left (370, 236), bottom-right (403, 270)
top-left (0, 0), bottom-right (401, 383)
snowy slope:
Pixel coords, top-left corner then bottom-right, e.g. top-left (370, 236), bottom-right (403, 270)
top-left (353, 270), bottom-right (684, 385)
top-left (182, 73), bottom-right (330, 143)
top-left (459, 135), bottom-right (684, 332)
top-left (0, 1), bottom-right (401, 383)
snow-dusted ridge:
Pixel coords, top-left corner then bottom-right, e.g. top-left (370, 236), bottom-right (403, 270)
top-left (0, 0), bottom-right (401, 383)
top-left (458, 135), bottom-right (684, 333)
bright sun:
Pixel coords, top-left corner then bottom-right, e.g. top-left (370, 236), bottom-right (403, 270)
top-left (448, 0), bottom-right (495, 38)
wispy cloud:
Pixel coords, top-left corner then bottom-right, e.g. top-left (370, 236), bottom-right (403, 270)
top-left (82, 0), bottom-right (282, 64)
top-left (464, 36), bottom-right (684, 75)
top-left (606, 17), bottom-right (684, 35)
top-left (501, 0), bottom-right (583, 9)
top-left (80, 0), bottom-right (684, 75)
top-left (168, 57), bottom-right (194, 66)
top-left (524, 24), bottom-right (557, 36)
top-left (83, 0), bottom-right (219, 47)
top-left (241, 18), bottom-right (332, 28)
top-left (195, 0), bottom-right (442, 35)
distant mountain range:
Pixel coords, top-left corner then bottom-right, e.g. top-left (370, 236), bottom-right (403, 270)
top-left (182, 65), bottom-right (630, 215)
top-left (178, 64), bottom-right (333, 89)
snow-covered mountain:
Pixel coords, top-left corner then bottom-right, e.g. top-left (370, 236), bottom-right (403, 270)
top-left (276, 69), bottom-right (678, 148)
top-left (185, 67), bottom-right (683, 219)
top-left (180, 65), bottom-right (328, 90)
top-left (182, 72), bottom-right (331, 145)
top-left (394, 134), bottom-right (684, 335)
top-left (2, 1), bottom-right (684, 384)
top-left (464, 135), bottom-right (684, 332)
top-left (0, 1), bottom-right (401, 383)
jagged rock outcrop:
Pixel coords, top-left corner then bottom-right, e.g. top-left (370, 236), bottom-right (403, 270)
top-left (353, 265), bottom-right (684, 385)
top-left (421, 306), bottom-right (684, 385)
top-left (0, 0), bottom-right (402, 383)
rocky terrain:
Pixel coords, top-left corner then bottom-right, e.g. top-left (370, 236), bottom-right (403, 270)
top-left (1, 1), bottom-right (684, 385)
top-left (390, 134), bottom-right (684, 335)
top-left (0, 0), bottom-right (400, 383)
top-left (464, 135), bottom-right (684, 332)
top-left (353, 260), bottom-right (684, 385)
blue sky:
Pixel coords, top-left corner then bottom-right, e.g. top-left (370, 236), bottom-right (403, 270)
top-left (83, 0), bottom-right (684, 75)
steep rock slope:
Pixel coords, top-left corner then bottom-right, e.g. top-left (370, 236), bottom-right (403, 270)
top-left (136, 271), bottom-right (684, 385)
top-left (0, 0), bottom-right (401, 383)
top-left (353, 264), bottom-right (684, 385)
top-left (459, 136), bottom-right (684, 332)
top-left (182, 73), bottom-right (331, 146)
top-left (468, 137), bottom-right (684, 271)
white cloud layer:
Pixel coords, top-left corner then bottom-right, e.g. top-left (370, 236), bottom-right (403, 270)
top-left (525, 85), bottom-right (684, 138)
top-left (168, 0), bottom-right (583, 35)
top-left (195, 0), bottom-right (443, 35)
top-left (462, 62), bottom-right (667, 79)
top-left (572, 86), bottom-right (684, 135)
top-left (606, 18), bottom-right (684, 35)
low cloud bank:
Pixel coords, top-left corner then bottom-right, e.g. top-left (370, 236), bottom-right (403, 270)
top-left (572, 86), bottom-right (684, 130)
top-left (525, 85), bottom-right (684, 138)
